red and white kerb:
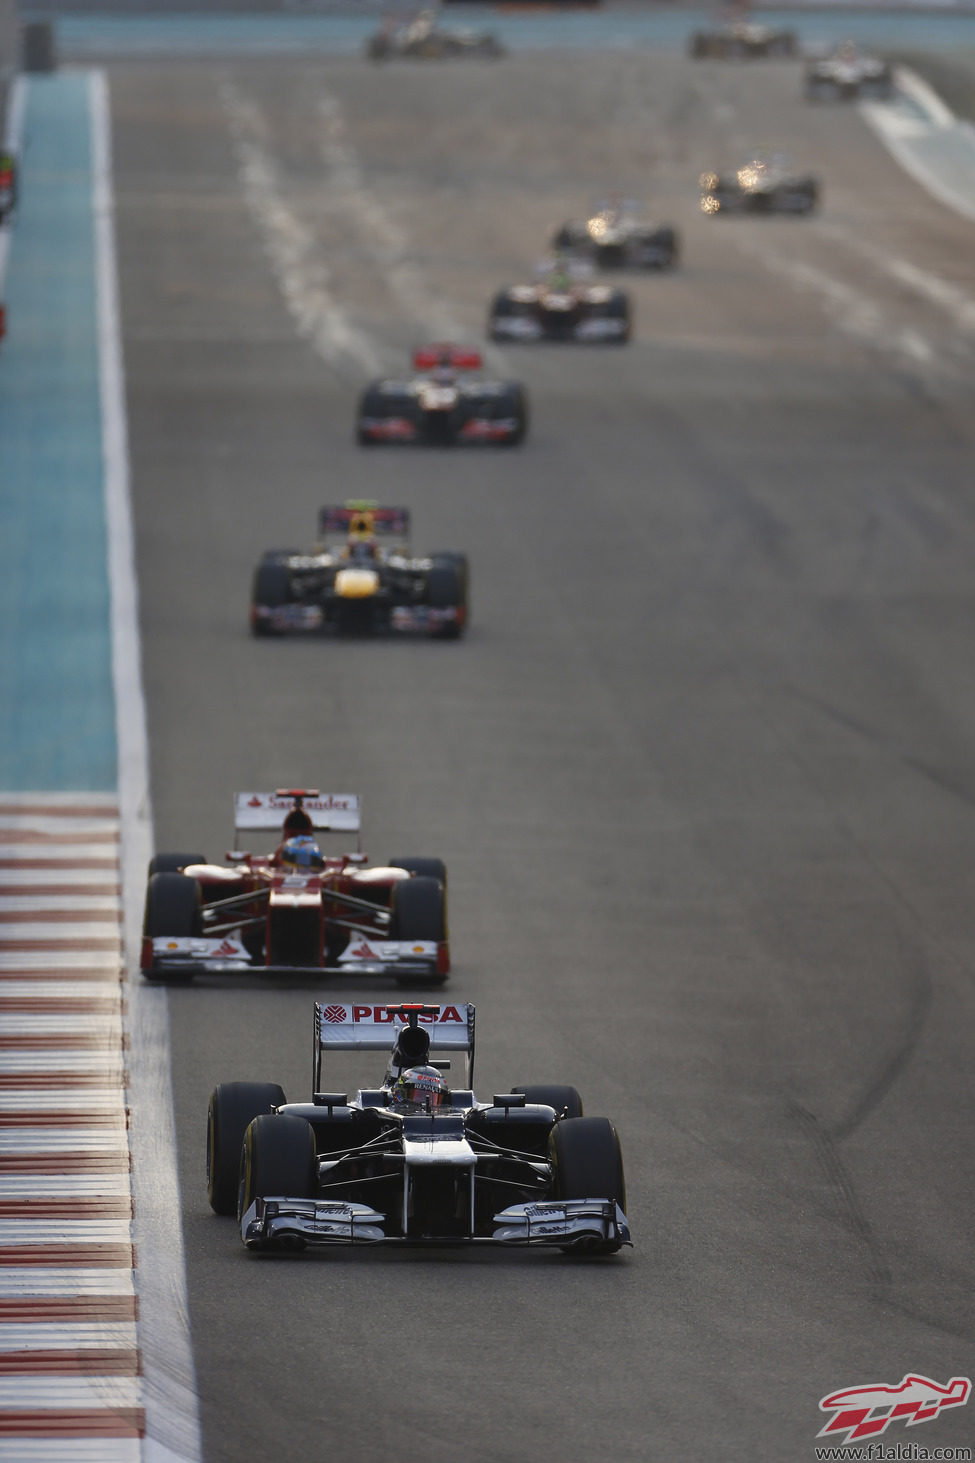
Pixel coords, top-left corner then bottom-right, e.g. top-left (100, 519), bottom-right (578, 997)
top-left (0, 795), bottom-right (142, 1460)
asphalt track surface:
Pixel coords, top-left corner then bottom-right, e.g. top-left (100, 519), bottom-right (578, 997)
top-left (111, 43), bottom-right (975, 1463)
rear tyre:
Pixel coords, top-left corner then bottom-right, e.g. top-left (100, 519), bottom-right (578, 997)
top-left (238, 1113), bottom-right (316, 1224)
top-left (388, 858), bottom-right (448, 887)
top-left (143, 872), bottom-right (202, 983)
top-left (208, 1082), bottom-right (287, 1216)
top-left (510, 1085), bottom-right (584, 1119)
top-left (551, 1116), bottom-right (626, 1254)
top-left (148, 852), bottom-right (205, 878)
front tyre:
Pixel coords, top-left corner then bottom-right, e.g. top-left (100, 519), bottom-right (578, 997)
top-left (238, 1114), bottom-right (316, 1226)
top-left (208, 1082), bottom-right (287, 1215)
top-left (551, 1116), bottom-right (626, 1254)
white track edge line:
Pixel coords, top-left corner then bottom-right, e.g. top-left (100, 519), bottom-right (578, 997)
top-left (91, 68), bottom-right (203, 1463)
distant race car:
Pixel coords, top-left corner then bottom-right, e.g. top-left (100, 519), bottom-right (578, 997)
top-left (489, 261), bottom-right (631, 343)
top-left (141, 789), bottom-right (450, 984)
top-left (552, 199), bottom-right (679, 271)
top-left (250, 502), bottom-right (468, 639)
top-left (700, 157), bottom-right (818, 215)
top-left (357, 344), bottom-right (527, 446)
top-left (208, 1000), bottom-right (632, 1256)
top-left (0, 152), bottom-right (16, 224)
top-left (367, 9), bottom-right (503, 60)
top-left (688, 20), bottom-right (798, 59)
top-left (804, 43), bottom-right (894, 101)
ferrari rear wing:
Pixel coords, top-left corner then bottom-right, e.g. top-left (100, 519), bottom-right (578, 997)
top-left (234, 791), bottom-right (361, 839)
top-left (318, 503), bottom-right (410, 539)
top-left (314, 1002), bottom-right (475, 1089)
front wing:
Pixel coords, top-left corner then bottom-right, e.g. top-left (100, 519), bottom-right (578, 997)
top-left (251, 600), bottom-right (461, 636)
top-left (241, 1196), bottom-right (631, 1252)
top-left (142, 934), bottom-right (445, 980)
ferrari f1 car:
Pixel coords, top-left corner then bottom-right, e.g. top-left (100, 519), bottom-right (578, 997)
top-left (141, 789), bottom-right (450, 984)
top-left (367, 10), bottom-right (503, 60)
top-left (357, 344), bottom-right (527, 446)
top-left (804, 43), bottom-right (893, 101)
top-left (489, 262), bottom-right (631, 344)
top-left (689, 20), bottom-right (798, 59)
top-left (208, 1001), bottom-right (631, 1255)
top-left (552, 199), bottom-right (678, 271)
top-left (700, 157), bottom-right (818, 215)
top-left (250, 503), bottom-right (468, 639)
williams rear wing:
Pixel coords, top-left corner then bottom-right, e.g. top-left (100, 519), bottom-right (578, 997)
top-left (314, 1002), bottom-right (475, 1089)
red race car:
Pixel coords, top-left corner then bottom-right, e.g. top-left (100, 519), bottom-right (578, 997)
top-left (141, 790), bottom-right (449, 984)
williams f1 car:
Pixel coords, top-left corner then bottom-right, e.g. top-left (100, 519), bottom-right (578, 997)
top-left (250, 503), bottom-right (468, 639)
top-left (209, 1001), bottom-right (631, 1255)
top-left (552, 199), bottom-right (678, 271)
top-left (357, 344), bottom-right (527, 446)
top-left (489, 261), bottom-right (631, 343)
top-left (141, 789), bottom-right (450, 984)
top-left (700, 157), bottom-right (818, 215)
top-left (689, 20), bottom-right (797, 58)
top-left (367, 10), bottom-right (503, 60)
top-left (804, 43), bottom-right (893, 101)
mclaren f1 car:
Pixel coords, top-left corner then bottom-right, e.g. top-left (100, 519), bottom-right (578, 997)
top-left (689, 19), bottom-right (798, 58)
top-left (357, 344), bottom-right (527, 446)
top-left (141, 789), bottom-right (450, 984)
top-left (250, 503), bottom-right (468, 639)
top-left (367, 9), bottom-right (503, 60)
top-left (804, 43), bottom-right (893, 101)
top-left (489, 260), bottom-right (631, 343)
top-left (208, 1001), bottom-right (631, 1255)
top-left (700, 156), bottom-right (818, 215)
top-left (552, 199), bottom-right (678, 271)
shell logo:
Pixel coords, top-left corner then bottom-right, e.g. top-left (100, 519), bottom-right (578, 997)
top-left (323, 1005), bottom-right (348, 1023)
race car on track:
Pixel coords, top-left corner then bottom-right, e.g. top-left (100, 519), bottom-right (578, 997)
top-left (552, 199), bottom-right (679, 271)
top-left (804, 42), bottom-right (894, 101)
top-left (0, 152), bottom-right (16, 224)
top-left (488, 259), bottom-right (631, 343)
top-left (366, 9), bottom-right (503, 60)
top-left (141, 789), bottom-right (450, 984)
top-left (357, 344), bottom-right (527, 446)
top-left (700, 156), bottom-right (818, 215)
top-left (250, 503), bottom-right (468, 639)
top-left (208, 1001), bottom-right (632, 1255)
top-left (688, 19), bottom-right (798, 58)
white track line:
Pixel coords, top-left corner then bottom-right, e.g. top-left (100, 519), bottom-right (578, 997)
top-left (92, 69), bottom-right (203, 1463)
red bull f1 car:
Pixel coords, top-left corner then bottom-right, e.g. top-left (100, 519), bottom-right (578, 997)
top-left (552, 200), bottom-right (678, 271)
top-left (141, 790), bottom-right (450, 984)
top-left (489, 262), bottom-right (631, 343)
top-left (208, 1002), bottom-right (631, 1255)
top-left (250, 503), bottom-right (468, 639)
top-left (357, 344), bottom-right (527, 446)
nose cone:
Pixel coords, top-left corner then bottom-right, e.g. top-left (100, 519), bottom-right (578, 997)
top-left (335, 568), bottom-right (380, 600)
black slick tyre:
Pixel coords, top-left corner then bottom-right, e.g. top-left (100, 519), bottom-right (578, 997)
top-left (551, 1116), bottom-right (626, 1253)
top-left (143, 872), bottom-right (202, 983)
top-left (510, 1085), bottom-right (584, 1119)
top-left (251, 562), bottom-right (294, 637)
top-left (238, 1113), bottom-right (316, 1225)
top-left (389, 875), bottom-right (447, 983)
top-left (208, 1082), bottom-right (286, 1216)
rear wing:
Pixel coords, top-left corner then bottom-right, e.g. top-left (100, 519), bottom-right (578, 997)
top-left (234, 791), bottom-right (361, 840)
top-left (318, 503), bottom-right (410, 539)
top-left (314, 1002), bottom-right (476, 1090)
top-left (413, 343), bottom-right (483, 371)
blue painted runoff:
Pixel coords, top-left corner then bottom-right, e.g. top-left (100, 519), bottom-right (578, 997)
top-left (0, 72), bottom-right (117, 792)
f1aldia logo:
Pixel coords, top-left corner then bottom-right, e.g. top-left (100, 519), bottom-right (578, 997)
top-left (819, 1374), bottom-right (971, 1445)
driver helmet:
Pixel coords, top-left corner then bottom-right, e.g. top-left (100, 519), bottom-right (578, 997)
top-left (347, 538), bottom-right (378, 564)
top-left (390, 1066), bottom-right (449, 1113)
top-left (280, 835), bottom-right (325, 871)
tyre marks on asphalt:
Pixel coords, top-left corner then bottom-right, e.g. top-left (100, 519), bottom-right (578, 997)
top-left (219, 73), bottom-right (385, 381)
top-left (0, 796), bottom-right (144, 1459)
